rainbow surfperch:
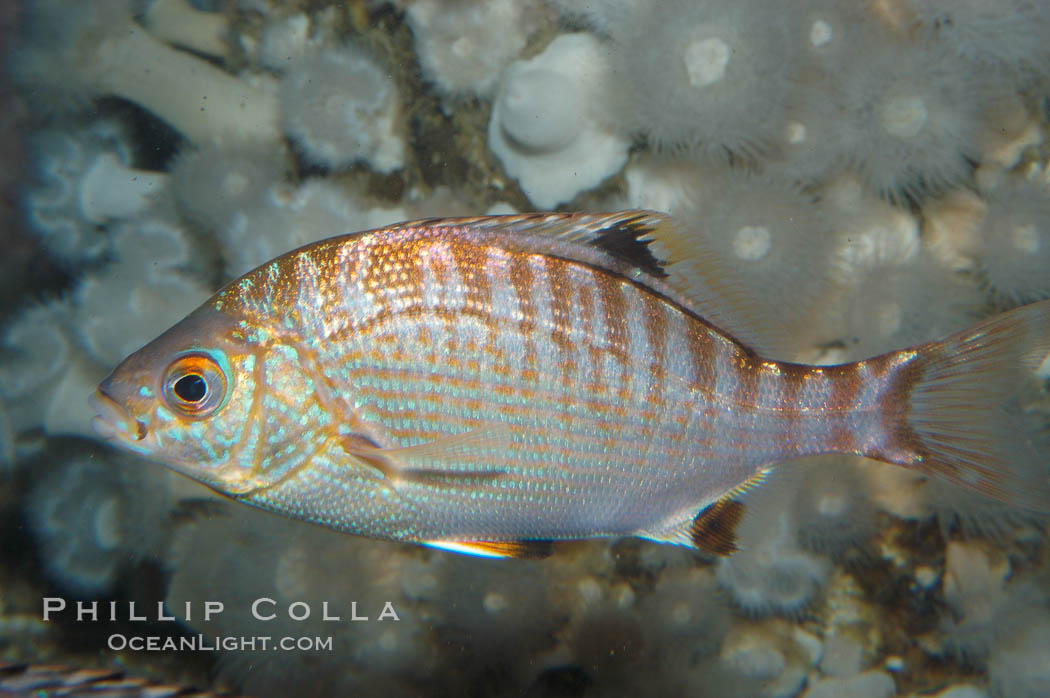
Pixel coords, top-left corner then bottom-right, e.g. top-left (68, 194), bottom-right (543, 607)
top-left (90, 211), bottom-right (1050, 558)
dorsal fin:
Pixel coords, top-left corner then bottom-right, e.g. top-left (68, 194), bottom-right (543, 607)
top-left (644, 219), bottom-right (795, 358)
top-left (423, 539), bottom-right (554, 559)
top-left (440, 210), bottom-right (789, 356)
top-left (544, 210), bottom-right (669, 279)
top-left (436, 210), bottom-right (671, 280)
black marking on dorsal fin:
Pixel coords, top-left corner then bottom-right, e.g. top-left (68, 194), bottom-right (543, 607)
top-left (424, 539), bottom-right (555, 559)
top-left (561, 211), bottom-right (670, 279)
top-left (689, 499), bottom-right (746, 556)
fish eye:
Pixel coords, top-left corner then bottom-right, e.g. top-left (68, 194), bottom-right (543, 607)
top-left (162, 353), bottom-right (228, 418)
top-left (173, 373), bottom-right (207, 402)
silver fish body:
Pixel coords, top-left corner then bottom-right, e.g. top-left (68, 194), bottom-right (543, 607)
top-left (91, 211), bottom-right (1050, 557)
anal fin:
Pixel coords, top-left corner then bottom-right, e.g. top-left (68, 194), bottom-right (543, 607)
top-left (642, 469), bottom-right (766, 554)
top-left (423, 539), bottom-right (554, 559)
top-left (688, 499), bottom-right (746, 556)
top-left (645, 496), bottom-right (747, 556)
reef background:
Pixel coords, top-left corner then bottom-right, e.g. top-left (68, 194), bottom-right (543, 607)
top-left (2, 1), bottom-right (1050, 697)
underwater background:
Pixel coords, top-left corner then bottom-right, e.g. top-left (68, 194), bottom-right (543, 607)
top-left (2, 1), bottom-right (1050, 696)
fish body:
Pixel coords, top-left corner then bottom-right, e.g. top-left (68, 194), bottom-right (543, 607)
top-left (0, 660), bottom-right (219, 697)
top-left (91, 211), bottom-right (1050, 557)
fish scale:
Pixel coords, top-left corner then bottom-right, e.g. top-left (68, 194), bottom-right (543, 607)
top-left (226, 225), bottom-right (796, 535)
top-left (91, 210), bottom-right (1050, 558)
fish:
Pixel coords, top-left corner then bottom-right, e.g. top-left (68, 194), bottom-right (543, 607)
top-left (90, 210), bottom-right (1050, 558)
top-left (0, 659), bottom-right (221, 697)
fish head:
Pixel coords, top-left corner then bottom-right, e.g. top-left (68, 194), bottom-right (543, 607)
top-left (90, 302), bottom-right (278, 494)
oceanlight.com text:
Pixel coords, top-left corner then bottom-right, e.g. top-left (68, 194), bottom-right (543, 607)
top-left (107, 633), bottom-right (334, 652)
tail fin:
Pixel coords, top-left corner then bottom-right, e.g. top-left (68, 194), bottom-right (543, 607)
top-left (897, 299), bottom-right (1050, 512)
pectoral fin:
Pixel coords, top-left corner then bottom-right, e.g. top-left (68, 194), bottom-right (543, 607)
top-left (341, 425), bottom-right (514, 485)
top-left (423, 539), bottom-right (555, 559)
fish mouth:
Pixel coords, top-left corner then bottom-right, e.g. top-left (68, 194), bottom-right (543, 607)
top-left (89, 389), bottom-right (146, 444)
